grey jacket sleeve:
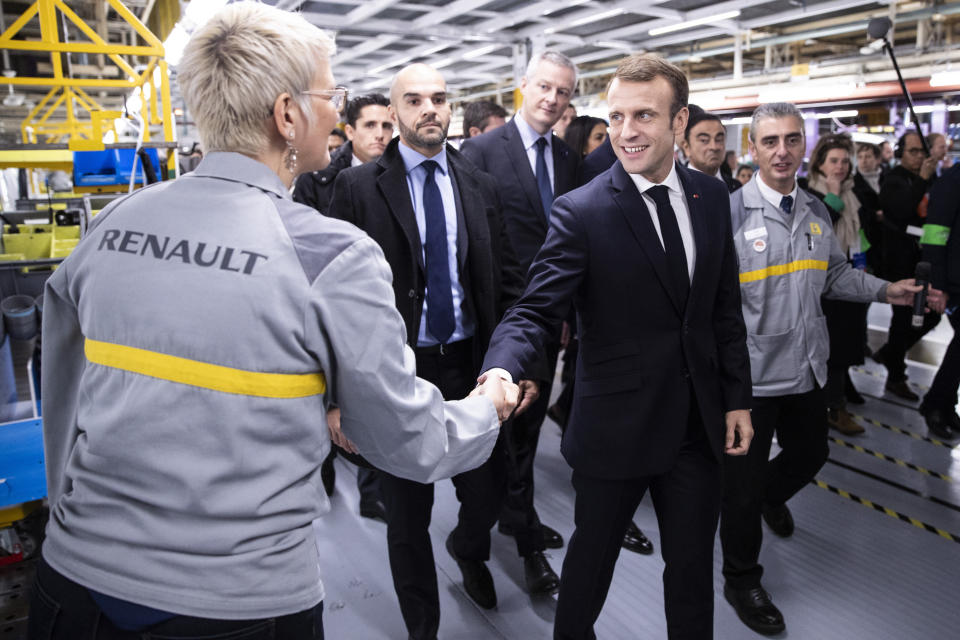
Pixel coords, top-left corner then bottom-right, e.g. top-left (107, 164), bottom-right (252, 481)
top-left (305, 236), bottom-right (500, 484)
top-left (822, 231), bottom-right (888, 302)
top-left (39, 262), bottom-right (85, 506)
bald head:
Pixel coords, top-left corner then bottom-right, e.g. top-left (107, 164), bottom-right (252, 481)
top-left (389, 63), bottom-right (451, 157)
top-left (390, 63), bottom-right (446, 104)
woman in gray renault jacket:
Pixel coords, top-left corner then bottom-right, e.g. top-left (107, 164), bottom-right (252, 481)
top-left (29, 4), bottom-right (516, 639)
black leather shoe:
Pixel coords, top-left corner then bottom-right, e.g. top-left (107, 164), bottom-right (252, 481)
top-left (949, 411), bottom-right (960, 432)
top-left (320, 457), bottom-right (335, 497)
top-left (724, 584), bottom-right (785, 636)
top-left (445, 533), bottom-right (496, 609)
top-left (761, 503), bottom-right (794, 538)
top-left (921, 408), bottom-right (957, 440)
top-left (621, 521), bottom-right (654, 555)
top-left (497, 522), bottom-right (564, 549)
top-left (886, 379), bottom-right (919, 401)
top-left (523, 551), bottom-right (560, 595)
top-left (359, 499), bottom-right (388, 523)
top-left (540, 524), bottom-right (564, 549)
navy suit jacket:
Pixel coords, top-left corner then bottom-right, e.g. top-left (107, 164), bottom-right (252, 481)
top-left (460, 118), bottom-right (580, 273)
top-left (482, 161), bottom-right (752, 479)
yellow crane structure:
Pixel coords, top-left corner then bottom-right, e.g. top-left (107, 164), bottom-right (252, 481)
top-left (0, 0), bottom-right (176, 178)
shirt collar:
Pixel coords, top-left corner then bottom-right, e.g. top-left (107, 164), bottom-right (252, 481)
top-left (628, 162), bottom-right (682, 198)
top-left (191, 152), bottom-right (290, 199)
top-left (514, 113), bottom-right (552, 152)
top-left (755, 172), bottom-right (798, 210)
top-left (398, 140), bottom-right (449, 176)
top-left (687, 163), bottom-right (721, 180)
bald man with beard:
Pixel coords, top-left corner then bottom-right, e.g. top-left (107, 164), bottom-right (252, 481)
top-left (326, 64), bottom-right (527, 640)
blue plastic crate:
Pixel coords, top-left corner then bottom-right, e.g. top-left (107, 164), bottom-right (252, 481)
top-left (73, 149), bottom-right (161, 187)
top-left (0, 417), bottom-right (45, 509)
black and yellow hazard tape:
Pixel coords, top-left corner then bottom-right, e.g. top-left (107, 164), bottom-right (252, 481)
top-left (825, 458), bottom-right (960, 513)
top-left (813, 479), bottom-right (960, 544)
top-left (829, 436), bottom-right (953, 482)
top-left (850, 366), bottom-right (929, 392)
top-left (849, 413), bottom-right (957, 449)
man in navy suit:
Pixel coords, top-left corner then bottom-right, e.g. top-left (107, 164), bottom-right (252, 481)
top-left (481, 54), bottom-right (754, 639)
top-left (460, 50), bottom-right (581, 594)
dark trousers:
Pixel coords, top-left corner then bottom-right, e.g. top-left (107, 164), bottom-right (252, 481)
top-left (499, 341), bottom-right (560, 557)
top-left (27, 556), bottom-right (324, 639)
top-left (923, 311), bottom-right (960, 411)
top-left (379, 340), bottom-right (505, 640)
top-left (878, 305), bottom-right (941, 382)
top-left (319, 451), bottom-right (381, 504)
top-left (720, 388), bottom-right (829, 589)
top-left (554, 403), bottom-right (720, 640)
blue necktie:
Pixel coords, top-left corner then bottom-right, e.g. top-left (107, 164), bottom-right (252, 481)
top-left (647, 185), bottom-right (690, 304)
top-left (780, 194), bottom-right (794, 214)
top-left (421, 160), bottom-right (455, 344)
top-left (535, 137), bottom-right (553, 220)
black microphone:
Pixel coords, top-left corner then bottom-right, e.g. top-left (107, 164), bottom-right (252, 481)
top-left (867, 17), bottom-right (892, 40)
top-left (912, 261), bottom-right (931, 328)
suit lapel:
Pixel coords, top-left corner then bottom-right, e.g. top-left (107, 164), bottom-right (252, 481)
top-left (448, 156), bottom-right (471, 272)
top-left (611, 163), bottom-right (683, 316)
top-left (376, 146), bottom-right (424, 271)
top-left (676, 165), bottom-right (708, 305)
top-left (505, 119), bottom-right (549, 220)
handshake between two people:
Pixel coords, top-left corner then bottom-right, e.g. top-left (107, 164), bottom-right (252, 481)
top-left (469, 371), bottom-right (540, 422)
top-left (326, 372), bottom-right (540, 455)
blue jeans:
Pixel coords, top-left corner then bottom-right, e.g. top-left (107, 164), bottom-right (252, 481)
top-left (28, 555), bottom-right (324, 639)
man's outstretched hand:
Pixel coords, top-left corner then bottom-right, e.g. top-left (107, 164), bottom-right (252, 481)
top-left (471, 372), bottom-right (520, 422)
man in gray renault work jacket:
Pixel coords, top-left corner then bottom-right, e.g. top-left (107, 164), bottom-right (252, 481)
top-left (719, 102), bottom-right (933, 637)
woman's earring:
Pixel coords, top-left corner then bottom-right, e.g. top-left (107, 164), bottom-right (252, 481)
top-left (284, 131), bottom-right (298, 173)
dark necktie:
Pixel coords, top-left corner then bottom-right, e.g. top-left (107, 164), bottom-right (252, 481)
top-left (421, 160), bottom-right (455, 344)
top-left (780, 194), bottom-right (794, 214)
top-left (535, 137), bottom-right (553, 220)
top-left (647, 185), bottom-right (690, 304)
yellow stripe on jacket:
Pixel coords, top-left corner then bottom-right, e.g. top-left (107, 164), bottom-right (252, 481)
top-left (84, 338), bottom-right (326, 398)
top-left (739, 259), bottom-right (828, 284)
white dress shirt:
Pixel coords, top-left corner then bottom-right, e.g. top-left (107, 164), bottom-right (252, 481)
top-left (628, 164), bottom-right (696, 279)
top-left (755, 173), bottom-right (798, 213)
top-left (397, 141), bottom-right (474, 346)
top-left (687, 163), bottom-right (722, 181)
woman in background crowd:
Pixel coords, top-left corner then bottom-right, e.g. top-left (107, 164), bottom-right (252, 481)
top-left (805, 133), bottom-right (869, 435)
top-left (563, 115), bottom-right (608, 158)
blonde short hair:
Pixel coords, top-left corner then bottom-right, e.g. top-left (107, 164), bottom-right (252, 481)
top-left (177, 2), bottom-right (335, 156)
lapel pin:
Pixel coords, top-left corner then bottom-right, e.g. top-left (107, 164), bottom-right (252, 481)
top-left (692, 193), bottom-right (700, 199)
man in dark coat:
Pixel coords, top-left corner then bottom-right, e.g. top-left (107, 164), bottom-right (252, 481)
top-left (326, 64), bottom-right (526, 640)
top-left (294, 93), bottom-right (392, 214)
top-left (873, 131), bottom-right (940, 400)
top-left (459, 50), bottom-right (581, 594)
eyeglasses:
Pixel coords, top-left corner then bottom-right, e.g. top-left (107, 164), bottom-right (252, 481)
top-left (302, 86), bottom-right (349, 113)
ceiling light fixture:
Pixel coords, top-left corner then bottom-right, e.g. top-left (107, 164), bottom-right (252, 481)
top-left (648, 10), bottom-right (741, 36)
top-left (930, 70), bottom-right (960, 87)
top-left (570, 8), bottom-right (625, 28)
top-left (720, 116), bottom-right (753, 125)
top-left (462, 44), bottom-right (498, 60)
